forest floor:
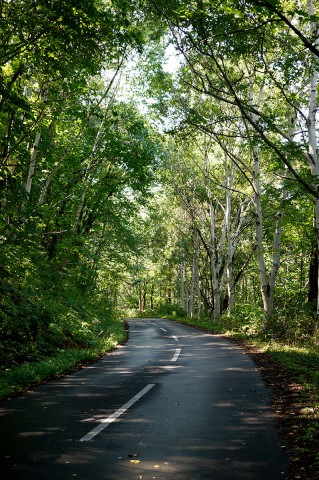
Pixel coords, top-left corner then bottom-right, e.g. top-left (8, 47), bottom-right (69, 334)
top-left (226, 336), bottom-right (319, 480)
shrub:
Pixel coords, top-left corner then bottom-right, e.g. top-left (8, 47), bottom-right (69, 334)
top-left (218, 303), bottom-right (265, 336)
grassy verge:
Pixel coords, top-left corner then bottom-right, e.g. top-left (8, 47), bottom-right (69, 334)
top-left (0, 317), bottom-right (127, 399)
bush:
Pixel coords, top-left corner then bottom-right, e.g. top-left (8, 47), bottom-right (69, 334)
top-left (151, 302), bottom-right (187, 318)
top-left (218, 303), bottom-right (265, 336)
top-left (264, 305), bottom-right (317, 345)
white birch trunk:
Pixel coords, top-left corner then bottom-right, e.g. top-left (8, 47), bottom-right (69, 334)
top-left (203, 138), bottom-right (222, 319)
top-left (25, 131), bottom-right (41, 195)
top-left (268, 113), bottom-right (295, 308)
top-left (72, 106), bottom-right (108, 232)
top-left (189, 228), bottom-right (199, 318)
top-left (205, 144), bottom-right (229, 319)
top-left (197, 279), bottom-right (202, 318)
top-left (180, 262), bottom-right (185, 309)
top-left (208, 192), bottom-right (221, 318)
top-left (184, 269), bottom-right (189, 314)
top-left (225, 157), bottom-right (235, 314)
top-left (24, 82), bottom-right (49, 196)
top-left (249, 82), bottom-right (279, 320)
top-left (180, 260), bottom-right (188, 312)
top-left (252, 143), bottom-right (272, 316)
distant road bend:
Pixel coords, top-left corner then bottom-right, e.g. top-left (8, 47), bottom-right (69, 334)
top-left (0, 318), bottom-right (287, 479)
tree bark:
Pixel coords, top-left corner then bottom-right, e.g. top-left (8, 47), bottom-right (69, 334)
top-left (308, 241), bottom-right (318, 304)
top-left (25, 131), bottom-right (41, 195)
top-left (252, 143), bottom-right (273, 317)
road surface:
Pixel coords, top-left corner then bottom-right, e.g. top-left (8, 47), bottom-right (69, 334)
top-left (0, 318), bottom-right (287, 479)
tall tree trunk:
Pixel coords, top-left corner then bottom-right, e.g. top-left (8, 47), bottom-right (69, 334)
top-left (208, 193), bottom-right (221, 318)
top-left (268, 112), bottom-right (295, 310)
top-left (24, 131), bottom-right (41, 195)
top-left (23, 81), bottom-right (48, 196)
top-left (180, 259), bottom-right (188, 312)
top-left (308, 241), bottom-right (318, 304)
top-left (138, 283), bottom-right (144, 313)
top-left (38, 62), bottom-right (122, 206)
top-left (189, 228), bottom-right (199, 318)
top-left (205, 142), bottom-right (222, 320)
top-left (225, 156), bottom-right (235, 314)
top-left (252, 143), bottom-right (273, 317)
top-left (250, 83), bottom-right (289, 322)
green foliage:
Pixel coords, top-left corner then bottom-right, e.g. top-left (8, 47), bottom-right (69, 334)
top-left (148, 301), bottom-right (188, 318)
top-left (0, 0), bottom-right (165, 370)
top-left (0, 316), bottom-right (127, 399)
top-left (264, 305), bottom-right (318, 345)
top-left (218, 304), bottom-right (265, 336)
top-left (1, 0), bottom-right (319, 411)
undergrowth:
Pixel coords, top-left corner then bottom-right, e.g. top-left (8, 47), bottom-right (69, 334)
top-left (0, 317), bottom-right (127, 399)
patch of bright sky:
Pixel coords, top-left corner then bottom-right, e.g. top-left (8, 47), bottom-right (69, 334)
top-left (102, 42), bottom-right (182, 132)
top-left (120, 42), bottom-right (181, 102)
top-left (162, 43), bottom-right (182, 73)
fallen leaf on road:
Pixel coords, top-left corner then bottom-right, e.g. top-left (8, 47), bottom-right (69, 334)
top-left (153, 465), bottom-right (160, 469)
top-left (130, 459), bottom-right (140, 464)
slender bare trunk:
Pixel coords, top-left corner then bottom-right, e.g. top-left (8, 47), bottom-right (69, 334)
top-left (224, 156), bottom-right (236, 314)
top-left (23, 82), bottom-right (48, 196)
top-left (25, 131), bottom-right (41, 195)
top-left (252, 143), bottom-right (272, 316)
top-left (38, 62), bottom-right (123, 206)
top-left (189, 228), bottom-right (199, 318)
top-left (269, 111), bottom-right (296, 307)
top-left (180, 262), bottom-right (185, 309)
top-left (180, 259), bottom-right (188, 312)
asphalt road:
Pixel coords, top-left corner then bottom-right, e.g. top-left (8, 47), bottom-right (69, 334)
top-left (0, 318), bottom-right (287, 479)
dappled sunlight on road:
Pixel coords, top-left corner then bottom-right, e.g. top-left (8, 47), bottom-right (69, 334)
top-left (0, 318), bottom-right (287, 480)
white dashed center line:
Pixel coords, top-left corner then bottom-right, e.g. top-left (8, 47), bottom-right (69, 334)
top-left (79, 384), bottom-right (155, 442)
top-left (171, 335), bottom-right (179, 342)
top-left (171, 348), bottom-right (181, 362)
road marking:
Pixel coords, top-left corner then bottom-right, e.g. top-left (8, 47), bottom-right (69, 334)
top-left (171, 348), bottom-right (181, 362)
top-left (160, 328), bottom-right (167, 332)
top-left (79, 384), bottom-right (155, 442)
top-left (171, 335), bottom-right (179, 342)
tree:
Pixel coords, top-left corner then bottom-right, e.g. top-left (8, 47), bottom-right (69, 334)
top-left (145, 0), bottom-right (319, 320)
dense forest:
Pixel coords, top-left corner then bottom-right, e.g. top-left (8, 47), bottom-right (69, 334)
top-left (0, 0), bottom-right (319, 368)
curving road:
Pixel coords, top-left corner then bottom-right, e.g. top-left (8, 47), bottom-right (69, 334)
top-left (0, 318), bottom-right (287, 479)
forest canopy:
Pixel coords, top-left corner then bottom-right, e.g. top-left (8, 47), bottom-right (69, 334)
top-left (0, 0), bottom-right (319, 366)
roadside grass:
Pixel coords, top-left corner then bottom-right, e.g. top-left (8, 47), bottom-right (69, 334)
top-left (0, 318), bottom-right (127, 399)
